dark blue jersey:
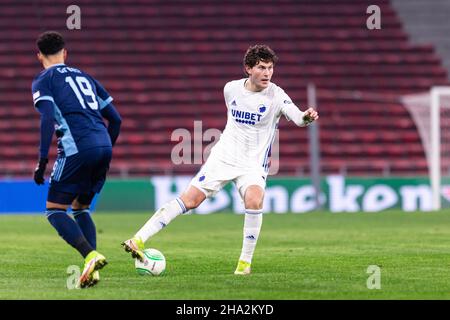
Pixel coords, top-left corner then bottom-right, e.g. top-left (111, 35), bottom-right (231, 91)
top-left (31, 64), bottom-right (113, 156)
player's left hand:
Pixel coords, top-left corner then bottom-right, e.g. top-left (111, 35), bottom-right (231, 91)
top-left (34, 158), bottom-right (48, 185)
top-left (303, 107), bottom-right (319, 125)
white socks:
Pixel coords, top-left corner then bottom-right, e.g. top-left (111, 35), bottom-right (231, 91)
top-left (135, 198), bottom-right (187, 242)
top-left (135, 200), bottom-right (262, 264)
top-left (239, 209), bottom-right (263, 264)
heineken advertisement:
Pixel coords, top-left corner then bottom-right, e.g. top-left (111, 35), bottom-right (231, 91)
top-left (96, 175), bottom-right (450, 213)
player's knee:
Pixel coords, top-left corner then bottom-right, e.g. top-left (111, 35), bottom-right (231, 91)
top-left (180, 197), bottom-right (201, 210)
top-left (180, 186), bottom-right (206, 210)
top-left (245, 192), bottom-right (264, 209)
top-left (245, 197), bottom-right (263, 210)
top-left (179, 193), bottom-right (204, 210)
top-left (244, 186), bottom-right (264, 210)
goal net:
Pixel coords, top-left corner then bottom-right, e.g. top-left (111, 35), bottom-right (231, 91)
top-left (402, 87), bottom-right (450, 210)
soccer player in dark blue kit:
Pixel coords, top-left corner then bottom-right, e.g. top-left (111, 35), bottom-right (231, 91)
top-left (32, 31), bottom-right (122, 288)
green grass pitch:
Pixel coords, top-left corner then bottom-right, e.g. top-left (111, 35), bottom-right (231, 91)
top-left (1, 211), bottom-right (450, 299)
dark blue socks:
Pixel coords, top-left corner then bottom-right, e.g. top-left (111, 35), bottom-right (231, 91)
top-left (72, 209), bottom-right (97, 250)
top-left (46, 209), bottom-right (93, 258)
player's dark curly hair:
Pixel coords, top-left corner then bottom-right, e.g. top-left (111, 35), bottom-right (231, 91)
top-left (243, 44), bottom-right (278, 75)
top-left (36, 31), bottom-right (65, 55)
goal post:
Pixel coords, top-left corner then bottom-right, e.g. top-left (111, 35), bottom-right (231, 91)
top-left (430, 87), bottom-right (450, 210)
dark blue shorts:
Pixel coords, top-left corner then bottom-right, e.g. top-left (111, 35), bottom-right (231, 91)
top-left (47, 146), bottom-right (112, 205)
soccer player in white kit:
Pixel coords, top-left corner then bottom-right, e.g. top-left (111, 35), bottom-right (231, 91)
top-left (122, 45), bottom-right (319, 275)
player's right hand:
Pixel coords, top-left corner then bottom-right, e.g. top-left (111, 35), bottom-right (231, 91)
top-left (34, 158), bottom-right (48, 185)
top-left (302, 107), bottom-right (319, 125)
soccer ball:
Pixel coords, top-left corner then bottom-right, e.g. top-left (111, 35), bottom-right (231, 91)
top-left (135, 248), bottom-right (166, 276)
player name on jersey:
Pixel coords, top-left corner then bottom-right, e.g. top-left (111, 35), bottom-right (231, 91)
top-left (56, 66), bottom-right (82, 74)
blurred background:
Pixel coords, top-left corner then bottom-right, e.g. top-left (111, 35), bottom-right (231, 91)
top-left (1, 0), bottom-right (449, 213)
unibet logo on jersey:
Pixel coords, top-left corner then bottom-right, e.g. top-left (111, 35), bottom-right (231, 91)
top-left (231, 109), bottom-right (263, 125)
top-left (231, 102), bottom-right (267, 125)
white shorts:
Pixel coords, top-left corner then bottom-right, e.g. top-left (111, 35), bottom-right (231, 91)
top-left (189, 156), bottom-right (267, 200)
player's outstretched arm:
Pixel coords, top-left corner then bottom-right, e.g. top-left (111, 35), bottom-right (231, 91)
top-left (100, 103), bottom-right (122, 146)
top-left (34, 100), bottom-right (55, 185)
top-left (282, 103), bottom-right (319, 127)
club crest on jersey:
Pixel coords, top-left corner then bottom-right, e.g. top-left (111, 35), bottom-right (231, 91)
top-left (258, 104), bottom-right (266, 113)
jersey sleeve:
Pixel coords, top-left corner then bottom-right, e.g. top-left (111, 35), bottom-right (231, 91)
top-left (35, 100), bottom-right (55, 159)
top-left (276, 87), bottom-right (307, 126)
top-left (100, 103), bottom-right (122, 146)
top-left (31, 74), bottom-right (54, 107)
top-left (91, 77), bottom-right (113, 110)
top-left (223, 81), bottom-right (232, 109)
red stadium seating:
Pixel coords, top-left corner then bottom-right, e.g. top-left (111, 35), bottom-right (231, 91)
top-left (0, 0), bottom-right (448, 177)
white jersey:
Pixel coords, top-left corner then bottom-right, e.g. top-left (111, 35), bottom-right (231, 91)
top-left (208, 78), bottom-right (306, 173)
